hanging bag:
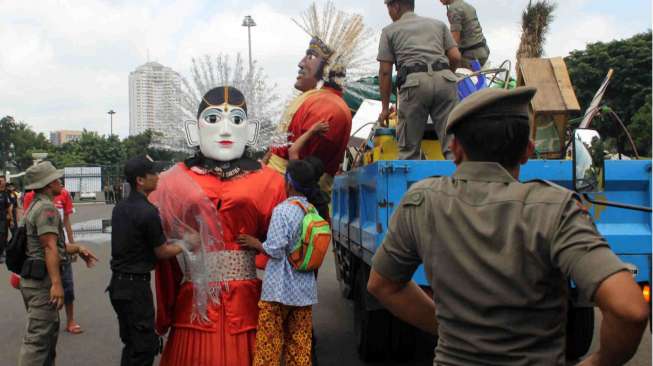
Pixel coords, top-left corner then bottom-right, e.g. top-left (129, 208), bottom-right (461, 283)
top-left (288, 200), bottom-right (331, 271)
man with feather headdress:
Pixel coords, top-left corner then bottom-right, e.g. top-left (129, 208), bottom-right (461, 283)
top-left (267, 1), bottom-right (370, 198)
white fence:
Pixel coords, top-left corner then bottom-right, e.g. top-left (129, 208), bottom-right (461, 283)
top-left (64, 167), bottom-right (102, 193)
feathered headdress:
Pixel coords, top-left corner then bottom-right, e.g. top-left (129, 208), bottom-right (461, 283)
top-left (293, 1), bottom-right (372, 88)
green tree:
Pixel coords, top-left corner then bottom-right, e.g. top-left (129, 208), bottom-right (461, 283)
top-left (76, 131), bottom-right (126, 167)
top-left (0, 116), bottom-right (52, 171)
top-left (122, 129), bottom-right (183, 162)
top-left (566, 31), bottom-right (652, 156)
top-left (629, 96), bottom-right (652, 157)
top-left (48, 141), bottom-right (85, 168)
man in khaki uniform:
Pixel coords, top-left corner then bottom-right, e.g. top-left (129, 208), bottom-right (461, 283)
top-left (19, 162), bottom-right (97, 366)
top-left (367, 87), bottom-right (648, 365)
top-left (440, 0), bottom-right (490, 68)
top-left (378, 0), bottom-right (462, 160)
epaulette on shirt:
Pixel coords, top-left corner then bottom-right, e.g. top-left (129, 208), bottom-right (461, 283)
top-left (402, 190), bottom-right (426, 207)
top-left (524, 179), bottom-right (569, 192)
top-left (525, 179), bottom-right (583, 202)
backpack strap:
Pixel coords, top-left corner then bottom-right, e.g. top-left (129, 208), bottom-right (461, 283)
top-left (289, 199), bottom-right (309, 213)
top-left (23, 197), bottom-right (40, 224)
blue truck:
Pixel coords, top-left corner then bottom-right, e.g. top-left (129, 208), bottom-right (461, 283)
top-left (330, 137), bottom-right (652, 362)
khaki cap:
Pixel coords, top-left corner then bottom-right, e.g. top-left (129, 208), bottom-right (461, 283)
top-left (24, 161), bottom-right (64, 190)
top-left (446, 87), bottom-right (537, 134)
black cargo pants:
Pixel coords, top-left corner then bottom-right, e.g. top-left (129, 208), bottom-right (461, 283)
top-left (108, 274), bottom-right (159, 366)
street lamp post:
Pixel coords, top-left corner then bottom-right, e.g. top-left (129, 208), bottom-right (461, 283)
top-left (242, 15), bottom-right (257, 72)
top-left (107, 110), bottom-right (116, 136)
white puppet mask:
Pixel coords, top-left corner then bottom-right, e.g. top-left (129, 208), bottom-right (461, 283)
top-left (185, 86), bottom-right (259, 162)
top-left (198, 106), bottom-right (251, 161)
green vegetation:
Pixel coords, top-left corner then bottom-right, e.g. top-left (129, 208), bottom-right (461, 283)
top-left (566, 31), bottom-right (652, 157)
top-left (0, 116), bottom-right (186, 174)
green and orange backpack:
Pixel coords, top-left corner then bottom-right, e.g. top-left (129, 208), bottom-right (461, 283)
top-left (288, 200), bottom-right (331, 271)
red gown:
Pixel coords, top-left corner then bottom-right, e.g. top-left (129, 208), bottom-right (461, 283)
top-left (151, 163), bottom-right (286, 366)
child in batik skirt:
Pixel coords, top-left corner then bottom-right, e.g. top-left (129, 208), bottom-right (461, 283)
top-left (238, 158), bottom-right (325, 366)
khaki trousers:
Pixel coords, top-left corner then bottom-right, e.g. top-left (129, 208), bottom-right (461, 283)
top-left (461, 44), bottom-right (490, 69)
top-left (397, 70), bottom-right (458, 160)
top-left (19, 277), bottom-right (59, 366)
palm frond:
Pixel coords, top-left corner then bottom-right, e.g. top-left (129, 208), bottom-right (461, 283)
top-left (516, 0), bottom-right (557, 61)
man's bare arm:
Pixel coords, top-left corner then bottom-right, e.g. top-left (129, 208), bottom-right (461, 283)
top-left (446, 47), bottom-right (462, 72)
top-left (7, 203), bottom-right (14, 227)
top-left (63, 214), bottom-right (74, 244)
top-left (579, 271), bottom-right (648, 366)
top-left (451, 31), bottom-right (461, 45)
top-left (154, 243), bottom-right (183, 260)
top-left (378, 61), bottom-right (394, 126)
top-left (367, 269), bottom-right (438, 335)
top-left (40, 233), bottom-right (64, 309)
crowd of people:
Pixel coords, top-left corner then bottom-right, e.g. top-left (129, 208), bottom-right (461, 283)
top-left (2, 1), bottom-right (649, 366)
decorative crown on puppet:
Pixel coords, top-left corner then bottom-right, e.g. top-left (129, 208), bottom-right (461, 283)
top-left (293, 1), bottom-right (372, 89)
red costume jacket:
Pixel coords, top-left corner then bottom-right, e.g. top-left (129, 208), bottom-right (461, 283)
top-left (271, 86), bottom-right (352, 176)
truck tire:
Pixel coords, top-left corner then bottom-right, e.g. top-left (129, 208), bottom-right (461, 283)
top-left (333, 242), bottom-right (353, 299)
top-left (566, 306), bottom-right (594, 361)
top-left (390, 316), bottom-right (416, 360)
top-left (353, 265), bottom-right (390, 362)
top-left (390, 318), bottom-right (437, 361)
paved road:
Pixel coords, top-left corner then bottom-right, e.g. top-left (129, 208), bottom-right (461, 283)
top-left (0, 204), bottom-right (650, 365)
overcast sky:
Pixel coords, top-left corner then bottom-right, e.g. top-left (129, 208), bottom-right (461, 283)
top-left (1, 0), bottom-right (650, 138)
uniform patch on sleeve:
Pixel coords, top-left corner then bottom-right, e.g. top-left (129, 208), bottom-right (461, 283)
top-left (448, 8), bottom-right (464, 26)
top-left (403, 191), bottom-right (425, 207)
top-left (42, 208), bottom-right (58, 226)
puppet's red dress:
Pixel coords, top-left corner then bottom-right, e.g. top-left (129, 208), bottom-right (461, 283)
top-left (151, 163), bottom-right (286, 366)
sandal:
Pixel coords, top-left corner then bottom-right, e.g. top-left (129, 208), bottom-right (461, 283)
top-left (66, 324), bottom-right (84, 334)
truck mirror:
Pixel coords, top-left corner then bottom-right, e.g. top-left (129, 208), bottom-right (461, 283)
top-left (573, 129), bottom-right (605, 193)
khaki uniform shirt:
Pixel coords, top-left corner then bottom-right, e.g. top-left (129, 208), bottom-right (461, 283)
top-left (378, 11), bottom-right (456, 69)
top-left (447, 0), bottom-right (485, 49)
top-left (24, 193), bottom-right (68, 263)
top-left (372, 162), bottom-right (627, 366)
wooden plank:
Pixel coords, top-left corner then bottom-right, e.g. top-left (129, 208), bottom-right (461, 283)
top-left (520, 58), bottom-right (567, 113)
top-left (550, 57), bottom-right (581, 111)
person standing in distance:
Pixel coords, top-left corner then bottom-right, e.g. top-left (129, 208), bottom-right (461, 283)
top-left (108, 155), bottom-right (184, 366)
top-left (7, 182), bottom-right (19, 237)
top-left (0, 175), bottom-right (13, 263)
top-left (368, 87), bottom-right (648, 365)
top-left (440, 0), bottom-right (490, 68)
top-left (378, 0), bottom-right (461, 160)
top-left (18, 162), bottom-right (98, 366)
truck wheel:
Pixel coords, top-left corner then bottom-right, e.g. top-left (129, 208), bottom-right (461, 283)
top-left (353, 265), bottom-right (390, 362)
top-left (333, 242), bottom-right (353, 299)
top-left (566, 306), bottom-right (594, 361)
top-left (390, 316), bottom-right (416, 360)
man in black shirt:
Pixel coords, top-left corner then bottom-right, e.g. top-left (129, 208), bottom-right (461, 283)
top-left (0, 175), bottom-right (13, 263)
top-left (108, 155), bottom-right (183, 366)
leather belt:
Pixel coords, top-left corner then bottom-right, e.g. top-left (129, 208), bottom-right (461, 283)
top-left (460, 39), bottom-right (487, 53)
top-left (402, 60), bottom-right (450, 76)
top-left (397, 60), bottom-right (450, 89)
top-left (113, 272), bottom-right (151, 281)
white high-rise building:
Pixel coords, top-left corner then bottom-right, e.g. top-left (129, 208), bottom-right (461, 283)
top-left (128, 62), bottom-right (181, 137)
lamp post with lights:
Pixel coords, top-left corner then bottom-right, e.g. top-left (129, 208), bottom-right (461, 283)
top-left (107, 109), bottom-right (116, 136)
top-left (242, 15), bottom-right (257, 72)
